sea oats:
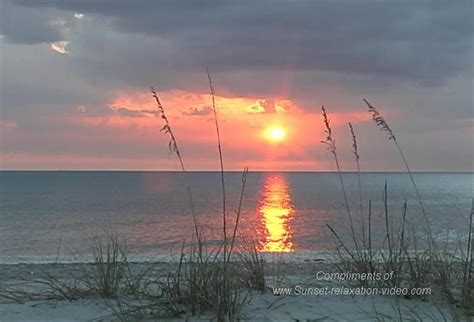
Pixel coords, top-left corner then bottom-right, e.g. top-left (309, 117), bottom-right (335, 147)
top-left (363, 98), bottom-right (433, 250)
top-left (321, 105), bottom-right (336, 154)
top-left (349, 122), bottom-right (365, 247)
top-left (364, 98), bottom-right (395, 140)
top-left (320, 106), bottom-right (359, 252)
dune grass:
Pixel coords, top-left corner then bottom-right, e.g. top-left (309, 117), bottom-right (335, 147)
top-left (148, 73), bottom-right (261, 321)
top-left (461, 200), bottom-right (473, 312)
top-left (320, 102), bottom-right (474, 315)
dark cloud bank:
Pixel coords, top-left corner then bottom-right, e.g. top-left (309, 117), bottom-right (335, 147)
top-left (3, 0), bottom-right (473, 83)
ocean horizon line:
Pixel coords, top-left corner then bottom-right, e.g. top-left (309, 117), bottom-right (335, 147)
top-left (0, 169), bottom-right (473, 174)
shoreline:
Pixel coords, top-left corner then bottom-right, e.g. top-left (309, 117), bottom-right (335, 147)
top-left (0, 251), bottom-right (339, 265)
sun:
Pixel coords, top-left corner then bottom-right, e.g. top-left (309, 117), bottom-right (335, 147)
top-left (264, 126), bottom-right (286, 143)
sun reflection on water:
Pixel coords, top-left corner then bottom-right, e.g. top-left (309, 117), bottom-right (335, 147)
top-left (258, 174), bottom-right (295, 252)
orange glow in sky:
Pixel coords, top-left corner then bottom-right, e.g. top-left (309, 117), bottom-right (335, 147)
top-left (50, 89), bottom-right (370, 171)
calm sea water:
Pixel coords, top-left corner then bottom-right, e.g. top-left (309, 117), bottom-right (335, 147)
top-left (0, 171), bottom-right (472, 263)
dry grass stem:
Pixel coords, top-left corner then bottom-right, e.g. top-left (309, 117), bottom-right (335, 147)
top-left (228, 166), bottom-right (250, 261)
top-left (206, 68), bottom-right (227, 255)
top-left (349, 122), bottom-right (366, 247)
top-left (363, 99), bottom-right (434, 250)
top-left (151, 87), bottom-right (200, 238)
top-left (321, 106), bottom-right (359, 252)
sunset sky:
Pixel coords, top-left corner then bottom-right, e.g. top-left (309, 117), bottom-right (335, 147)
top-left (0, 1), bottom-right (472, 171)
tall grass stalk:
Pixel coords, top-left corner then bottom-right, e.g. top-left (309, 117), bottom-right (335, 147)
top-left (151, 88), bottom-right (184, 171)
top-left (461, 199), bottom-right (474, 309)
top-left (321, 106), bottom-right (359, 252)
top-left (383, 180), bottom-right (392, 254)
top-left (368, 199), bottom-right (374, 271)
top-left (90, 235), bottom-right (128, 298)
top-left (326, 223), bottom-right (355, 261)
top-left (349, 122), bottom-right (366, 247)
top-left (205, 69), bottom-right (232, 321)
top-left (228, 166), bottom-right (249, 261)
top-left (363, 99), bottom-right (434, 250)
top-left (206, 68), bottom-right (227, 256)
top-left (151, 87), bottom-right (200, 242)
top-left (237, 238), bottom-right (266, 292)
top-left (151, 74), bottom-right (251, 320)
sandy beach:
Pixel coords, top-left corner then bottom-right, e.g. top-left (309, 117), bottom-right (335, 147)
top-left (0, 258), bottom-right (468, 321)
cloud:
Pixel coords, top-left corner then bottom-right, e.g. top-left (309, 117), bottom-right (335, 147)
top-left (0, 120), bottom-right (17, 131)
top-left (107, 97), bottom-right (159, 117)
top-left (249, 100), bottom-right (276, 114)
top-left (182, 106), bottom-right (213, 116)
top-left (249, 99), bottom-right (293, 114)
top-left (51, 40), bottom-right (69, 54)
top-left (113, 107), bottom-right (159, 117)
top-left (0, 2), bottom-right (64, 44)
top-left (8, 0), bottom-right (473, 84)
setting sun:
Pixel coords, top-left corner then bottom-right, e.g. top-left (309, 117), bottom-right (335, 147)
top-left (265, 126), bottom-right (286, 143)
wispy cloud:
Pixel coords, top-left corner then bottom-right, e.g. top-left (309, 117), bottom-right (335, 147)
top-left (182, 106), bottom-right (213, 116)
top-left (248, 99), bottom-right (293, 114)
top-left (51, 41), bottom-right (69, 54)
top-left (0, 120), bottom-right (17, 131)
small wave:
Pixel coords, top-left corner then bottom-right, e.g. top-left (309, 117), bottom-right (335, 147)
top-left (0, 251), bottom-right (337, 265)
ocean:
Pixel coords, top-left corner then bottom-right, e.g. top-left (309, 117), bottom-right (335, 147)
top-left (0, 171), bottom-right (472, 263)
